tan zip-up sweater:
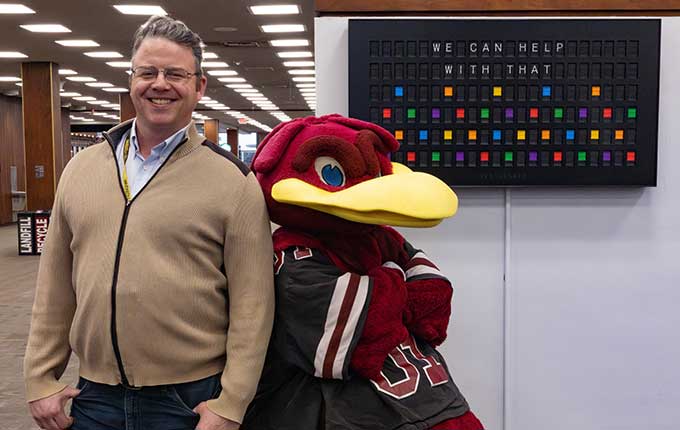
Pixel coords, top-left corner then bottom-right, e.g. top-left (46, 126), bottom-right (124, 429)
top-left (24, 120), bottom-right (275, 423)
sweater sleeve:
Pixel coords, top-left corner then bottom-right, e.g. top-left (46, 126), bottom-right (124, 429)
top-left (23, 169), bottom-right (76, 402)
top-left (206, 172), bottom-right (275, 424)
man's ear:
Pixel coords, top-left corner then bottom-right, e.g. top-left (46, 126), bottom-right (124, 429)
top-left (196, 74), bottom-right (207, 94)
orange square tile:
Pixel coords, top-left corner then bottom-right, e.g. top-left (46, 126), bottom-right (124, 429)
top-left (468, 130), bottom-right (477, 140)
top-left (541, 130), bottom-right (550, 140)
top-left (591, 86), bottom-right (601, 97)
top-left (395, 130), bottom-right (403, 140)
top-left (615, 130), bottom-right (624, 140)
top-left (444, 86), bottom-right (454, 97)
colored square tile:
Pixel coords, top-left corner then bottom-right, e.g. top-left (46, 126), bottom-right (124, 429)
top-left (627, 151), bottom-right (635, 162)
top-left (579, 108), bottom-right (588, 119)
top-left (432, 151), bottom-right (441, 162)
top-left (456, 108), bottom-right (465, 119)
top-left (505, 107), bottom-right (514, 119)
top-left (432, 108), bottom-right (441, 119)
top-left (407, 108), bottom-right (416, 119)
top-left (603, 107), bottom-right (613, 119)
top-left (566, 130), bottom-right (575, 140)
top-left (615, 130), bottom-right (624, 140)
top-left (554, 151), bottom-right (563, 162)
top-left (444, 86), bottom-right (453, 97)
top-left (603, 151), bottom-right (612, 161)
top-left (517, 130), bottom-right (526, 140)
top-left (504, 151), bottom-right (513, 162)
top-left (480, 151), bottom-right (489, 162)
top-left (456, 151), bottom-right (465, 162)
top-left (382, 108), bottom-right (391, 119)
top-left (591, 86), bottom-right (601, 97)
top-left (480, 108), bottom-right (490, 119)
top-left (493, 86), bottom-right (503, 97)
top-left (578, 151), bottom-right (587, 161)
top-left (444, 130), bottom-right (453, 140)
top-left (407, 151), bottom-right (416, 162)
top-left (530, 108), bottom-right (539, 119)
top-left (468, 130), bottom-right (477, 140)
top-left (529, 151), bottom-right (538, 162)
top-left (493, 130), bottom-right (501, 140)
top-left (554, 107), bottom-right (564, 119)
top-left (591, 130), bottom-right (600, 140)
top-left (395, 130), bottom-right (403, 140)
top-left (419, 130), bottom-right (428, 140)
top-left (394, 86), bottom-right (404, 97)
top-left (628, 108), bottom-right (637, 119)
top-left (542, 86), bottom-right (551, 97)
top-left (541, 130), bottom-right (550, 140)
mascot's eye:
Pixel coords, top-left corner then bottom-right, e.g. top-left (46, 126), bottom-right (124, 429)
top-left (314, 156), bottom-right (346, 187)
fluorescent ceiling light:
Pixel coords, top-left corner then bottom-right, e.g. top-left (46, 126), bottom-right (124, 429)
top-left (0, 51), bottom-right (27, 58)
top-left (200, 96), bottom-right (212, 100)
top-left (86, 82), bottom-right (114, 88)
top-left (299, 88), bottom-right (316, 93)
top-left (113, 5), bottom-right (167, 15)
top-left (15, 82), bottom-right (22, 86)
top-left (56, 39), bottom-right (99, 47)
top-left (260, 106), bottom-right (278, 110)
top-left (103, 87), bottom-right (129, 92)
top-left (288, 69), bottom-right (315, 75)
top-left (225, 83), bottom-right (251, 88)
top-left (202, 61), bottom-right (229, 68)
top-left (74, 96), bottom-right (96, 101)
top-left (246, 97), bottom-right (268, 101)
top-left (203, 52), bottom-right (218, 59)
top-left (296, 83), bottom-right (315, 88)
top-left (283, 60), bottom-right (315, 67)
top-left (234, 88), bottom-right (258, 93)
top-left (0, 4), bottom-right (35, 13)
top-left (0, 76), bottom-right (21, 82)
top-left (21, 24), bottom-right (71, 33)
top-left (85, 51), bottom-right (123, 58)
top-left (292, 76), bottom-right (315, 82)
top-left (67, 76), bottom-right (97, 82)
top-left (219, 77), bottom-right (246, 83)
top-left (106, 61), bottom-right (131, 68)
top-left (87, 100), bottom-right (109, 105)
top-left (59, 92), bottom-right (81, 97)
top-left (249, 5), bottom-right (299, 15)
top-left (277, 51), bottom-right (312, 58)
top-left (270, 39), bottom-right (308, 47)
top-left (102, 103), bottom-right (119, 108)
top-left (58, 69), bottom-right (77, 75)
top-left (207, 70), bottom-right (238, 76)
top-left (261, 24), bottom-right (305, 33)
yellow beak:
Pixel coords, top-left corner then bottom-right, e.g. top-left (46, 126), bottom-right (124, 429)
top-left (271, 162), bottom-right (458, 227)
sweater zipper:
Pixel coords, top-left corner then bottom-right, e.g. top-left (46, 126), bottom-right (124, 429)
top-left (103, 131), bottom-right (189, 387)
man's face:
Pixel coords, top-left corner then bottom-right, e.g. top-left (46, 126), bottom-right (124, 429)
top-left (130, 37), bottom-right (207, 134)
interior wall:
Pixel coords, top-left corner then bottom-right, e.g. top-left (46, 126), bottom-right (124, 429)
top-left (316, 15), bottom-right (680, 430)
top-left (0, 95), bottom-right (25, 225)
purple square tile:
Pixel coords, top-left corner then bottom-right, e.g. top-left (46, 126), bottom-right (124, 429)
top-left (603, 151), bottom-right (611, 161)
top-left (456, 151), bottom-right (465, 162)
top-left (432, 108), bottom-right (441, 119)
top-left (579, 108), bottom-right (588, 118)
top-left (529, 151), bottom-right (538, 162)
top-left (505, 107), bottom-right (514, 118)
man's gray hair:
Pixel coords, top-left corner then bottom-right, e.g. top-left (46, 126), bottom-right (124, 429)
top-left (131, 15), bottom-right (204, 78)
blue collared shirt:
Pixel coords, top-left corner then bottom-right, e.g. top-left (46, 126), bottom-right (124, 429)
top-left (116, 120), bottom-right (190, 199)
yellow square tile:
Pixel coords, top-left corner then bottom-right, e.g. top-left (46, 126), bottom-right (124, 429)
top-left (395, 130), bottom-right (403, 140)
top-left (468, 130), bottom-right (477, 140)
top-left (444, 130), bottom-right (453, 140)
top-left (591, 86), bottom-right (601, 97)
top-left (541, 130), bottom-right (550, 140)
top-left (444, 86), bottom-right (454, 97)
top-left (493, 86), bottom-right (502, 97)
top-left (615, 130), bottom-right (624, 140)
top-left (590, 130), bottom-right (600, 140)
top-left (517, 130), bottom-right (526, 140)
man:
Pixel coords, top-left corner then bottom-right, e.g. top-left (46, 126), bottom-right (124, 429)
top-left (24, 15), bottom-right (274, 430)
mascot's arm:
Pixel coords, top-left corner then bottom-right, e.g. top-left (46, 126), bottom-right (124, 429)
top-left (273, 247), bottom-right (407, 381)
top-left (402, 241), bottom-right (453, 347)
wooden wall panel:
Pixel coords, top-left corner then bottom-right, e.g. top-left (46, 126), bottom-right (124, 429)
top-left (0, 96), bottom-right (25, 225)
top-left (119, 92), bottom-right (135, 122)
top-left (60, 107), bottom-right (71, 184)
top-left (315, 0), bottom-right (680, 14)
top-left (227, 129), bottom-right (239, 157)
top-left (204, 119), bottom-right (219, 144)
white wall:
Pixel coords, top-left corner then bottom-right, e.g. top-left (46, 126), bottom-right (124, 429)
top-left (316, 16), bottom-right (680, 430)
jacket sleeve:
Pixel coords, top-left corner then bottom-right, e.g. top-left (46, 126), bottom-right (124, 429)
top-left (402, 241), bottom-right (453, 347)
top-left (273, 248), bottom-right (407, 381)
top-left (24, 168), bottom-right (76, 402)
top-left (206, 173), bottom-right (275, 424)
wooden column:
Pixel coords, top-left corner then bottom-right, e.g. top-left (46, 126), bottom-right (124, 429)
top-left (119, 92), bottom-right (136, 122)
top-left (204, 119), bottom-right (219, 143)
top-left (21, 62), bottom-right (62, 211)
top-left (227, 129), bottom-right (239, 157)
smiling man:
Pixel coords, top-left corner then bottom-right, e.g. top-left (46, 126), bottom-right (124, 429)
top-left (24, 15), bottom-right (275, 430)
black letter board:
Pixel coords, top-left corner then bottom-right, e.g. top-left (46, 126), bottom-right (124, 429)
top-left (348, 19), bottom-right (660, 186)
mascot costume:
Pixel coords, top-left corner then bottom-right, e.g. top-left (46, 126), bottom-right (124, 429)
top-left (242, 115), bottom-right (483, 430)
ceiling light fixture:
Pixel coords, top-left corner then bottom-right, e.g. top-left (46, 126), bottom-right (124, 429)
top-left (261, 24), bottom-right (305, 33)
top-left (58, 69), bottom-right (77, 75)
top-left (277, 51), bottom-right (312, 58)
top-left (0, 51), bottom-right (27, 58)
top-left (21, 24), bottom-right (71, 33)
top-left (56, 40), bottom-right (100, 47)
top-left (288, 69), bottom-right (315, 75)
top-left (292, 76), bottom-right (315, 82)
top-left (296, 83), bottom-right (315, 88)
top-left (203, 52), bottom-right (218, 59)
top-left (74, 96), bottom-right (96, 101)
top-left (225, 83), bottom-right (252, 88)
top-left (103, 87), bottom-right (129, 92)
top-left (113, 5), bottom-right (167, 15)
top-left (0, 4), bottom-right (34, 13)
top-left (270, 39), bottom-right (309, 47)
top-left (84, 51), bottom-right (123, 58)
top-left (202, 61), bottom-right (229, 68)
top-left (86, 82), bottom-right (114, 88)
top-left (106, 61), bottom-right (131, 68)
top-left (283, 61), bottom-right (315, 67)
top-left (67, 76), bottom-right (97, 82)
top-left (249, 5), bottom-right (300, 15)
top-left (219, 77), bottom-right (246, 83)
top-left (207, 70), bottom-right (238, 76)
top-left (0, 76), bottom-right (21, 82)
top-left (59, 92), bottom-right (81, 97)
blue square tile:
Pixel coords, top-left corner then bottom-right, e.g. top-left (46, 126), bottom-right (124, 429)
top-left (394, 86), bottom-right (404, 97)
top-left (419, 130), bottom-right (428, 140)
top-left (493, 130), bottom-right (501, 140)
top-left (566, 130), bottom-right (575, 140)
top-left (542, 86), bottom-right (551, 97)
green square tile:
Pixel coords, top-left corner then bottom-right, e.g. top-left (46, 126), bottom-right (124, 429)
top-left (578, 151), bottom-right (587, 161)
top-left (432, 151), bottom-right (440, 162)
top-left (504, 151), bottom-right (513, 162)
top-left (407, 108), bottom-right (416, 119)
top-left (480, 108), bottom-right (490, 119)
top-left (554, 108), bottom-right (564, 119)
top-left (627, 108), bottom-right (637, 119)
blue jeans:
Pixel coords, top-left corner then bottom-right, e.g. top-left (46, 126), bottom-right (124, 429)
top-left (70, 373), bottom-right (222, 430)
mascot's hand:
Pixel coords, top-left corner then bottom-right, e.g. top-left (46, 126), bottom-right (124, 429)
top-left (350, 263), bottom-right (409, 380)
top-left (404, 278), bottom-right (453, 347)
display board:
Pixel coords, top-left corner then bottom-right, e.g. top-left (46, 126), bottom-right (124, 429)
top-left (348, 19), bottom-right (660, 186)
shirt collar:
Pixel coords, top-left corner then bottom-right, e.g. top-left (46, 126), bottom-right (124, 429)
top-left (129, 118), bottom-right (191, 155)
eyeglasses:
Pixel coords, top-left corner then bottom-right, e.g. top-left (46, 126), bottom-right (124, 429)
top-left (130, 66), bottom-right (200, 82)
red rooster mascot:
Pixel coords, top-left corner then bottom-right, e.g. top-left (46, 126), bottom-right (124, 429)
top-left (242, 115), bottom-right (483, 430)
